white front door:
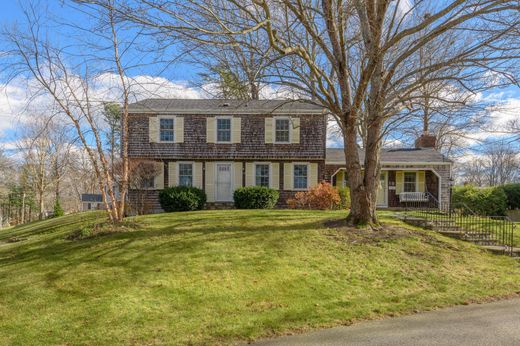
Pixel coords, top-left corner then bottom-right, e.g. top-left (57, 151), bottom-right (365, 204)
top-left (376, 172), bottom-right (388, 207)
top-left (216, 163), bottom-right (233, 201)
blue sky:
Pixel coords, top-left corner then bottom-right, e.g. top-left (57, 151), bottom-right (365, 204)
top-left (0, 1), bottom-right (519, 157)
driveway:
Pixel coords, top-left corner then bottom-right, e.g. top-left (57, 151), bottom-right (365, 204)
top-left (253, 298), bottom-right (520, 346)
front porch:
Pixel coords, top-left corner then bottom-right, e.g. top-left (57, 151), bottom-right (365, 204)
top-left (331, 168), bottom-right (442, 208)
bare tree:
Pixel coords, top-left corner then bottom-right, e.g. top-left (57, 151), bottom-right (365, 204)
top-left (123, 159), bottom-right (163, 215)
top-left (105, 0), bottom-right (520, 225)
top-left (3, 1), bottom-right (133, 222)
top-left (459, 141), bottom-right (519, 186)
top-left (484, 141), bottom-right (519, 185)
top-left (17, 118), bottom-right (54, 219)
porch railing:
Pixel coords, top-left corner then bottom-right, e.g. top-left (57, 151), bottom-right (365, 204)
top-left (402, 192), bottom-right (516, 256)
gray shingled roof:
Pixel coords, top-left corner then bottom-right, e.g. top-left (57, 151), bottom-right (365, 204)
top-left (81, 194), bottom-right (103, 202)
top-left (128, 99), bottom-right (325, 115)
top-left (326, 148), bottom-right (452, 164)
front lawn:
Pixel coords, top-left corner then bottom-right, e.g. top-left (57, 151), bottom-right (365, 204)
top-left (0, 210), bottom-right (519, 345)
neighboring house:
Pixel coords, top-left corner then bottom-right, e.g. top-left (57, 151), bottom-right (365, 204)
top-left (81, 194), bottom-right (104, 211)
top-left (127, 99), bottom-right (452, 213)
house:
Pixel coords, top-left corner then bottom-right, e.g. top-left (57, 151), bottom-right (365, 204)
top-left (127, 99), bottom-right (452, 212)
top-left (81, 194), bottom-right (104, 211)
top-left (325, 139), bottom-right (453, 208)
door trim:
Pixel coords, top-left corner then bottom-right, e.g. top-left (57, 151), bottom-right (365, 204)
top-left (377, 171), bottom-right (388, 208)
top-left (215, 162), bottom-right (233, 202)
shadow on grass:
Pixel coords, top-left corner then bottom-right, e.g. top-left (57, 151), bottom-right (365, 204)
top-left (0, 211), bottom-right (336, 291)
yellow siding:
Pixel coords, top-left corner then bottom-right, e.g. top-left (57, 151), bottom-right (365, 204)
top-left (149, 116), bottom-right (158, 143)
top-left (168, 162), bottom-right (177, 187)
top-left (265, 118), bottom-right (273, 143)
top-left (309, 163), bottom-right (318, 187)
top-left (417, 171), bottom-right (425, 192)
top-left (395, 171), bottom-right (404, 194)
top-left (291, 117), bottom-right (300, 144)
top-left (232, 117), bottom-right (241, 143)
top-left (245, 163), bottom-right (254, 186)
top-left (155, 162), bottom-right (164, 189)
top-left (206, 117), bottom-right (216, 143)
top-left (284, 163), bottom-right (293, 190)
top-left (205, 162), bottom-right (215, 202)
top-left (271, 163), bottom-right (280, 189)
top-left (233, 162), bottom-right (243, 190)
top-left (193, 162), bottom-right (203, 189)
top-left (174, 117), bottom-right (184, 143)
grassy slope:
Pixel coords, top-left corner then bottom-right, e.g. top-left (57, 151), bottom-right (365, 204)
top-left (0, 210), bottom-right (519, 346)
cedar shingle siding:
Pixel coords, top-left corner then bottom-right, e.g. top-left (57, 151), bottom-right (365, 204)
top-left (127, 99), bottom-right (327, 212)
top-left (128, 113), bottom-right (326, 159)
top-left (127, 99), bottom-right (452, 213)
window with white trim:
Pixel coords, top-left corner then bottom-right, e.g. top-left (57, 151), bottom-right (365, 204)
top-left (179, 163), bottom-right (193, 187)
top-left (216, 118), bottom-right (231, 142)
top-left (255, 164), bottom-right (270, 187)
top-left (404, 172), bottom-right (417, 192)
top-left (293, 164), bottom-right (308, 189)
top-left (275, 118), bottom-right (290, 143)
top-left (159, 118), bottom-right (174, 142)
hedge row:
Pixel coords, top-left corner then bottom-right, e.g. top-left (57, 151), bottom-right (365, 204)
top-left (501, 183), bottom-right (520, 210)
top-left (452, 185), bottom-right (507, 216)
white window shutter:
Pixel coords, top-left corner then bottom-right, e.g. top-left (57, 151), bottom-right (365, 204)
top-left (149, 116), bottom-right (158, 143)
top-left (284, 163), bottom-right (293, 191)
top-left (206, 118), bottom-right (216, 143)
top-left (245, 163), bottom-right (254, 186)
top-left (174, 117), bottom-right (184, 143)
top-left (291, 117), bottom-right (300, 144)
top-left (205, 162), bottom-right (215, 202)
top-left (232, 117), bottom-right (241, 143)
top-left (193, 162), bottom-right (203, 189)
top-left (168, 162), bottom-right (178, 187)
top-left (265, 118), bottom-right (274, 143)
top-left (270, 163), bottom-right (280, 189)
top-left (155, 162), bottom-right (164, 189)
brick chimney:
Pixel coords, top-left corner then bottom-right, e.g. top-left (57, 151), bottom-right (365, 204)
top-left (415, 132), bottom-right (436, 148)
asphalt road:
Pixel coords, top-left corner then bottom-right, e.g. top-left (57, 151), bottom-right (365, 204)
top-left (253, 298), bottom-right (520, 346)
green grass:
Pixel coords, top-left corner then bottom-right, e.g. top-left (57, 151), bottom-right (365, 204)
top-left (1, 210), bottom-right (519, 345)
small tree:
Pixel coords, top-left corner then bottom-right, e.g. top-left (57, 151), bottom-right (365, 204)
top-left (53, 199), bottom-right (64, 217)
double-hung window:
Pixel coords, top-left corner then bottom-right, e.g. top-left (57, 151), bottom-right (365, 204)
top-left (404, 172), bottom-right (417, 192)
top-left (141, 176), bottom-right (155, 189)
top-left (275, 118), bottom-right (290, 143)
top-left (217, 117), bottom-right (232, 143)
top-left (159, 118), bottom-right (174, 142)
top-left (179, 163), bottom-right (193, 187)
top-left (255, 164), bottom-right (270, 187)
top-left (293, 164), bottom-right (308, 190)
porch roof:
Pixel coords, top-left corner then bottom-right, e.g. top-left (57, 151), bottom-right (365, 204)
top-left (326, 147), bottom-right (452, 165)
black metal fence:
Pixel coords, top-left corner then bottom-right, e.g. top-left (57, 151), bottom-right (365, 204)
top-left (401, 192), bottom-right (516, 256)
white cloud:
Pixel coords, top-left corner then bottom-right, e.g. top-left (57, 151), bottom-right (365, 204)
top-left (0, 73), bottom-right (203, 142)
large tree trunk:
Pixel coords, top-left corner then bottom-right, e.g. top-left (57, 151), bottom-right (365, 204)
top-left (343, 116), bottom-right (378, 226)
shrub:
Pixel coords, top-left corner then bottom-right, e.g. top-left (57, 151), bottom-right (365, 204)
top-left (452, 185), bottom-right (508, 216)
top-left (233, 186), bottom-right (279, 209)
top-left (159, 186), bottom-right (207, 212)
top-left (500, 183), bottom-right (520, 210)
top-left (53, 200), bottom-right (64, 217)
top-left (337, 187), bottom-right (351, 209)
top-left (287, 182), bottom-right (341, 210)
